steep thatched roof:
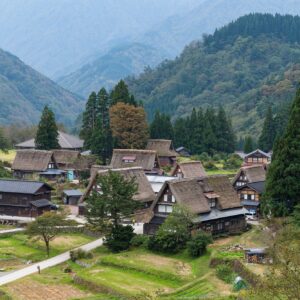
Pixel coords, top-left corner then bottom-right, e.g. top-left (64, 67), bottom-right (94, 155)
top-left (233, 165), bottom-right (266, 184)
top-left (171, 161), bottom-right (206, 178)
top-left (12, 150), bottom-right (54, 172)
top-left (15, 131), bottom-right (83, 150)
top-left (146, 139), bottom-right (178, 157)
top-left (81, 167), bottom-right (156, 204)
top-left (53, 150), bottom-right (80, 167)
top-left (110, 149), bottom-right (158, 170)
top-left (204, 175), bottom-right (241, 210)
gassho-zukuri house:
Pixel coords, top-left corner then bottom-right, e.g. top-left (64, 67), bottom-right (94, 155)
top-left (15, 131), bottom-right (84, 151)
top-left (79, 167), bottom-right (156, 216)
top-left (144, 175), bottom-right (247, 235)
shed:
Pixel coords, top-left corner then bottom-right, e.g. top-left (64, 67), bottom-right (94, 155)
top-left (62, 189), bottom-right (83, 205)
top-left (245, 248), bottom-right (267, 264)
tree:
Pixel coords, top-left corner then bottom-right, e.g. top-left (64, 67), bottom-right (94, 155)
top-left (35, 106), bottom-right (60, 150)
top-left (150, 111), bottom-right (174, 140)
top-left (110, 80), bottom-right (136, 106)
top-left (187, 231), bottom-right (213, 257)
top-left (258, 106), bottom-right (275, 152)
top-left (90, 88), bottom-right (113, 163)
top-left (243, 136), bottom-right (254, 153)
top-left (110, 102), bottom-right (149, 149)
top-left (80, 92), bottom-right (97, 149)
top-left (148, 205), bottom-right (194, 253)
top-left (262, 88), bottom-right (300, 216)
top-left (27, 212), bottom-right (74, 256)
top-left (105, 225), bottom-right (135, 252)
top-left (86, 170), bottom-right (139, 232)
top-left (0, 128), bottom-right (9, 152)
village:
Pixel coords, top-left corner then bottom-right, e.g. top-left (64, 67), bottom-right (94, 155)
top-left (0, 120), bottom-right (273, 299)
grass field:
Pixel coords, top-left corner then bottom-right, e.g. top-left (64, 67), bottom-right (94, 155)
top-left (0, 150), bottom-right (16, 164)
top-left (0, 233), bottom-right (94, 271)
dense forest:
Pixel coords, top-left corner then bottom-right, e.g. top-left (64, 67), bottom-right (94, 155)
top-left (127, 13), bottom-right (300, 138)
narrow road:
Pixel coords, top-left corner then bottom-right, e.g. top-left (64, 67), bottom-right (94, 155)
top-left (0, 238), bottom-right (103, 286)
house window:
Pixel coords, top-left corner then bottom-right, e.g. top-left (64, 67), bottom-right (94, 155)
top-left (163, 194), bottom-right (168, 202)
top-left (239, 176), bottom-right (243, 180)
top-left (210, 198), bottom-right (216, 208)
top-left (122, 156), bottom-right (136, 163)
top-left (171, 195), bottom-right (176, 203)
top-left (158, 205), bottom-right (173, 213)
top-left (0, 194), bottom-right (2, 200)
top-left (251, 194), bottom-right (255, 200)
top-left (217, 223), bottom-right (224, 230)
top-left (48, 163), bottom-right (55, 169)
top-left (244, 194), bottom-right (248, 200)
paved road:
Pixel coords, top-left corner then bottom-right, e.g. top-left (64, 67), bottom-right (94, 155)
top-left (0, 228), bottom-right (25, 235)
top-left (0, 238), bottom-right (103, 286)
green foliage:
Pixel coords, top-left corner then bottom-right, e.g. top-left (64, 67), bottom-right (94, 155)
top-left (105, 225), bottom-right (135, 253)
top-left (86, 170), bottom-right (139, 232)
top-left (187, 231), bottom-right (213, 257)
top-left (130, 234), bottom-right (149, 248)
top-left (127, 14), bottom-right (300, 137)
top-left (243, 136), bottom-right (254, 153)
top-left (35, 106), bottom-right (60, 150)
top-left (223, 154), bottom-right (243, 170)
top-left (203, 161), bottom-right (218, 170)
top-left (148, 205), bottom-right (194, 254)
top-left (70, 249), bottom-right (93, 262)
top-left (150, 111), bottom-right (174, 140)
top-left (258, 106), bottom-right (276, 152)
top-left (263, 87), bottom-right (300, 216)
top-left (215, 264), bottom-right (235, 284)
top-left (110, 80), bottom-right (136, 106)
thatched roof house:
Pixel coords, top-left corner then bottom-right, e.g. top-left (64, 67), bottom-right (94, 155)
top-left (80, 167), bottom-right (156, 206)
top-left (53, 150), bottom-right (80, 169)
top-left (109, 149), bottom-right (160, 173)
top-left (146, 139), bottom-right (178, 167)
top-left (171, 161), bottom-right (206, 179)
top-left (12, 150), bottom-right (55, 172)
top-left (144, 175), bottom-right (246, 235)
top-left (233, 165), bottom-right (266, 188)
top-left (15, 131), bottom-right (83, 151)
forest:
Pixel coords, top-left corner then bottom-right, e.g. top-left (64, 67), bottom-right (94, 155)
top-left (127, 13), bottom-right (300, 138)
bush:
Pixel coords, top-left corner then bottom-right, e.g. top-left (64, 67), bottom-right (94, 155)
top-left (204, 160), bottom-right (218, 170)
top-left (105, 225), bottom-right (135, 252)
top-left (216, 264), bottom-right (236, 284)
top-left (130, 234), bottom-right (149, 247)
top-left (223, 154), bottom-right (242, 170)
top-left (197, 152), bottom-right (210, 162)
top-left (187, 231), bottom-right (213, 257)
top-left (70, 249), bottom-right (93, 262)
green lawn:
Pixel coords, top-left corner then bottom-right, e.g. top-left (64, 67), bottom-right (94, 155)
top-left (0, 233), bottom-right (94, 271)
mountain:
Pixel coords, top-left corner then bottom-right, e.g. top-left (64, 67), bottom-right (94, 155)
top-left (57, 0), bottom-right (300, 97)
top-left (0, 0), bottom-right (201, 78)
top-left (0, 48), bottom-right (83, 126)
top-left (57, 43), bottom-right (168, 97)
top-left (127, 14), bottom-right (300, 137)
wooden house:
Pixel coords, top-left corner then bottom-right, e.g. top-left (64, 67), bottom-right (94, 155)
top-left (146, 175), bottom-right (177, 194)
top-left (0, 179), bottom-right (53, 217)
top-left (144, 175), bottom-right (247, 235)
top-left (243, 149), bottom-right (271, 166)
top-left (232, 165), bottom-right (266, 189)
top-left (15, 131), bottom-right (84, 151)
top-left (79, 167), bottom-right (156, 215)
top-left (108, 149), bottom-right (161, 174)
top-left (62, 189), bottom-right (83, 205)
top-left (12, 150), bottom-right (61, 180)
top-left (146, 139), bottom-right (178, 167)
top-left (171, 161), bottom-right (206, 179)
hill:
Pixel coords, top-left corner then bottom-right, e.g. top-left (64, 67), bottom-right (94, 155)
top-left (57, 43), bottom-right (168, 97)
top-left (0, 48), bottom-right (83, 126)
top-left (127, 13), bottom-right (300, 137)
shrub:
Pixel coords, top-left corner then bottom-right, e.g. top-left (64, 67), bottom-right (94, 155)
top-left (187, 231), bottom-right (213, 257)
top-left (223, 154), bottom-right (242, 169)
top-left (216, 264), bottom-right (236, 284)
top-left (70, 249), bottom-right (93, 262)
top-left (198, 152), bottom-right (210, 162)
top-left (204, 161), bottom-right (218, 170)
top-left (105, 225), bottom-right (135, 252)
top-left (130, 234), bottom-right (149, 247)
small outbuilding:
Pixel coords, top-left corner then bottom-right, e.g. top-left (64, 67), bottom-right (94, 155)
top-left (245, 248), bottom-right (267, 264)
top-left (62, 189), bottom-right (83, 205)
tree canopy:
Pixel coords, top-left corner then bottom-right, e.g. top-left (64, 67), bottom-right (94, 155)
top-left (35, 106), bottom-right (60, 150)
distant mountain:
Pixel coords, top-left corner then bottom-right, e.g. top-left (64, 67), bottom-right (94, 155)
top-left (0, 48), bottom-right (83, 126)
top-left (57, 0), bottom-right (300, 97)
top-left (57, 43), bottom-right (168, 97)
top-left (0, 0), bottom-right (201, 78)
top-left (127, 14), bottom-right (300, 137)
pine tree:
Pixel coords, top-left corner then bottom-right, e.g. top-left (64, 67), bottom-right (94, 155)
top-left (90, 88), bottom-right (113, 163)
top-left (243, 136), bottom-right (254, 153)
top-left (258, 106), bottom-right (275, 152)
top-left (80, 92), bottom-right (97, 149)
top-left (110, 80), bottom-right (136, 106)
top-left (202, 109), bottom-right (217, 154)
top-left (35, 106), bottom-right (60, 150)
top-left (262, 87), bottom-right (300, 216)
top-left (150, 112), bottom-right (173, 140)
top-left (150, 111), bottom-right (162, 139)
